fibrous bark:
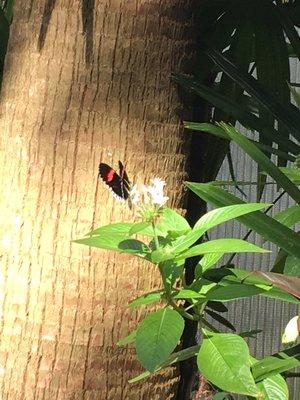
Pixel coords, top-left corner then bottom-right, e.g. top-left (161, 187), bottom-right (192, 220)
top-left (0, 1), bottom-right (195, 399)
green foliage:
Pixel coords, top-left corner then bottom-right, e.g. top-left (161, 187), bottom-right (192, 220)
top-left (252, 345), bottom-right (300, 382)
top-left (75, 194), bottom-right (299, 397)
top-left (197, 330), bottom-right (258, 396)
top-left (136, 308), bottom-right (184, 372)
top-left (73, 4), bottom-right (300, 396)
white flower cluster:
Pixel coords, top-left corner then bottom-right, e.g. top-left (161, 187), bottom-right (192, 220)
top-left (130, 178), bottom-right (169, 207)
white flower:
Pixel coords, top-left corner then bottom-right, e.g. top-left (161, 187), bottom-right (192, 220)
top-left (282, 316), bottom-right (299, 344)
top-left (129, 185), bottom-right (141, 204)
top-left (146, 178), bottom-right (169, 206)
top-left (130, 177), bottom-right (169, 207)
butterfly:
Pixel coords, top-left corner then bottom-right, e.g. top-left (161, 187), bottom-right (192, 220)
top-left (99, 161), bottom-right (131, 202)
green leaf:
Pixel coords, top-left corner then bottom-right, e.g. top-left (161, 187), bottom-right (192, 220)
top-left (205, 309), bottom-right (236, 332)
top-left (279, 167), bottom-right (300, 184)
top-left (185, 121), bottom-right (296, 162)
top-left (117, 331), bottom-right (136, 346)
top-left (176, 239), bottom-right (268, 261)
top-left (174, 74), bottom-right (298, 155)
top-left (276, 3), bottom-right (300, 63)
top-left (207, 301), bottom-right (228, 313)
top-left (158, 207), bottom-right (190, 232)
top-left (150, 247), bottom-right (174, 263)
top-left (186, 182), bottom-right (300, 259)
top-left (194, 203), bottom-right (270, 231)
top-left (161, 260), bottom-right (184, 289)
top-left (197, 330), bottom-right (259, 396)
top-left (88, 222), bottom-right (134, 237)
top-left (206, 283), bottom-right (266, 302)
top-left (129, 222), bottom-right (151, 235)
top-left (172, 203), bottom-right (269, 255)
top-left (3, 0), bottom-right (14, 24)
top-left (204, 45), bottom-right (300, 143)
top-left (129, 344), bottom-right (199, 383)
top-left (250, 271), bottom-right (300, 299)
top-left (196, 253), bottom-right (224, 277)
top-left (173, 289), bottom-right (204, 299)
top-left (273, 250), bottom-right (300, 277)
top-left (203, 267), bottom-right (300, 304)
top-left (273, 205), bottom-right (300, 227)
top-left (283, 255), bottom-right (300, 276)
top-left (118, 239), bottom-right (150, 256)
top-left (136, 308), bottom-right (184, 372)
top-left (257, 374), bottom-right (289, 400)
top-left (140, 208), bottom-right (191, 238)
top-left (128, 291), bottom-right (163, 308)
top-left (220, 123), bottom-right (300, 203)
top-left (75, 225), bottom-right (150, 258)
top-left (252, 345), bottom-right (300, 382)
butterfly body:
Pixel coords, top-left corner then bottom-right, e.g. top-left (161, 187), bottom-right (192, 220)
top-left (99, 161), bottom-right (131, 203)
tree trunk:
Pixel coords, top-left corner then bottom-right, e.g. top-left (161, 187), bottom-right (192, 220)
top-left (0, 1), bottom-right (195, 399)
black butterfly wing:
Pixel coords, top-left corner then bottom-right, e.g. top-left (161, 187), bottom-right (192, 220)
top-left (118, 161), bottom-right (131, 199)
top-left (99, 163), bottom-right (125, 200)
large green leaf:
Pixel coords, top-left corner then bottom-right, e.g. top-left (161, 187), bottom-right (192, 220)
top-left (257, 374), bottom-right (289, 400)
top-left (172, 203), bottom-right (269, 254)
top-left (186, 182), bottom-right (300, 259)
top-left (194, 203), bottom-right (270, 231)
top-left (197, 330), bottom-right (259, 396)
top-left (135, 308), bottom-right (184, 373)
top-left (220, 123), bottom-right (300, 203)
top-left (176, 239), bottom-right (268, 261)
top-left (184, 122), bottom-right (295, 162)
top-left (205, 283), bottom-right (266, 302)
top-left (203, 267), bottom-right (300, 304)
top-left (74, 222), bottom-right (150, 257)
top-left (252, 345), bottom-right (300, 382)
top-left (249, 356), bottom-right (289, 400)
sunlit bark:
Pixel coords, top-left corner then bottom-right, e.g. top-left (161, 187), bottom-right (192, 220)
top-left (0, 1), bottom-right (194, 398)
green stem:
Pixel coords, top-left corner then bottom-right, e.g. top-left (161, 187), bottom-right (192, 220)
top-left (152, 220), bottom-right (160, 250)
top-left (152, 221), bottom-right (200, 321)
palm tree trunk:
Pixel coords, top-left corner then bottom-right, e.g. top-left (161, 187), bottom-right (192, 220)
top-left (0, 1), bottom-right (195, 399)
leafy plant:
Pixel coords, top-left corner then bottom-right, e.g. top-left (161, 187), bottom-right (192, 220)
top-left (75, 179), bottom-right (300, 399)
top-left (190, 0), bottom-right (300, 183)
